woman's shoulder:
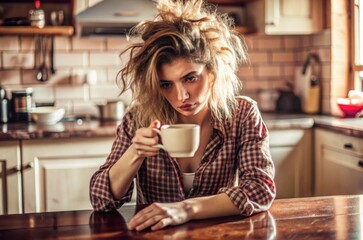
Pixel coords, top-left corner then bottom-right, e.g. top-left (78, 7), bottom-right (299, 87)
top-left (118, 108), bottom-right (137, 133)
top-left (235, 96), bottom-right (258, 111)
top-left (232, 96), bottom-right (263, 122)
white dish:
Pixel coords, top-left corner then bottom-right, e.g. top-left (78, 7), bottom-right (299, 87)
top-left (30, 107), bottom-right (65, 125)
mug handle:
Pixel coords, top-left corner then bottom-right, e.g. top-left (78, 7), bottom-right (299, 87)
top-left (152, 128), bottom-right (165, 150)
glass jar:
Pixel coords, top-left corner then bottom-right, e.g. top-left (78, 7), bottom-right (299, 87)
top-left (11, 88), bottom-right (34, 122)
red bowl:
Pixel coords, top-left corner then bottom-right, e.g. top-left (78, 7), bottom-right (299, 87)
top-left (336, 98), bottom-right (363, 117)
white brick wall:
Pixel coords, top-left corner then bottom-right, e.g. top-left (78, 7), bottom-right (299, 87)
top-left (0, 0), bottom-right (332, 115)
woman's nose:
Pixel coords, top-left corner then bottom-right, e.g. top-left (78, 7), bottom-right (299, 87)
top-left (175, 84), bottom-right (189, 101)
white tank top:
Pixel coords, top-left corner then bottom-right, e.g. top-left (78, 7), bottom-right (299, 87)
top-left (182, 172), bottom-right (195, 194)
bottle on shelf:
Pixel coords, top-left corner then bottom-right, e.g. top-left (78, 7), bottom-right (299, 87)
top-left (303, 75), bottom-right (320, 114)
top-left (29, 0), bottom-right (45, 28)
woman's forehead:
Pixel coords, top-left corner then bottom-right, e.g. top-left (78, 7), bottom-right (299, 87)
top-left (158, 58), bottom-right (205, 80)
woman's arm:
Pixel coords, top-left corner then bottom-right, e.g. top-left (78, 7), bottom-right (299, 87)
top-left (109, 119), bottom-right (162, 198)
top-left (128, 193), bottom-right (239, 231)
top-left (90, 118), bottom-right (161, 211)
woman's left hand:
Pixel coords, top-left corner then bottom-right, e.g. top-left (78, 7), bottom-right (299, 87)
top-left (127, 201), bottom-right (194, 231)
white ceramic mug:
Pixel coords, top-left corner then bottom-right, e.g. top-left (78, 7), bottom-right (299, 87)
top-left (153, 124), bottom-right (200, 158)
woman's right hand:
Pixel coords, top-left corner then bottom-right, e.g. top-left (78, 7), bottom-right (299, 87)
top-left (131, 120), bottom-right (161, 158)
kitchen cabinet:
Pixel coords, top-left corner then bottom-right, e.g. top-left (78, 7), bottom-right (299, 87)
top-left (21, 137), bottom-right (114, 213)
top-left (0, 141), bottom-right (22, 214)
top-left (314, 129), bottom-right (363, 196)
top-left (208, 0), bottom-right (257, 34)
top-left (249, 0), bottom-right (323, 34)
top-left (269, 129), bottom-right (313, 198)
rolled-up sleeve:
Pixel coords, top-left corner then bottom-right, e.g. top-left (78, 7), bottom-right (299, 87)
top-left (218, 99), bottom-right (276, 216)
top-left (89, 112), bottom-right (135, 212)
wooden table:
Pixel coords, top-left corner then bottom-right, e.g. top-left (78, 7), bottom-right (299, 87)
top-left (0, 195), bottom-right (361, 239)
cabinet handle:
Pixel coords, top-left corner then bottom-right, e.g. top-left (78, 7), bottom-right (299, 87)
top-left (2, 162), bottom-right (33, 176)
top-left (265, 21), bottom-right (276, 26)
top-left (0, 161), bottom-right (33, 215)
top-left (0, 160), bottom-right (8, 215)
top-left (21, 162), bottom-right (34, 172)
top-left (359, 160), bottom-right (363, 168)
top-left (343, 143), bottom-right (353, 149)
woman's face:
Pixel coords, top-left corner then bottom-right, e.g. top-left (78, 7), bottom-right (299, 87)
top-left (158, 58), bottom-right (212, 119)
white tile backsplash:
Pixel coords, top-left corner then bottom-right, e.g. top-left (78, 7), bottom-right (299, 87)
top-left (0, 70), bottom-right (21, 85)
top-left (0, 37), bottom-right (19, 51)
top-left (54, 37), bottom-right (72, 51)
top-left (55, 85), bottom-right (89, 101)
top-left (3, 52), bottom-right (34, 68)
top-left (0, 26), bottom-right (333, 115)
top-left (20, 37), bottom-right (36, 51)
top-left (32, 86), bottom-right (55, 102)
top-left (89, 52), bottom-right (121, 67)
top-left (107, 37), bottom-right (132, 50)
top-left (72, 100), bottom-right (100, 117)
top-left (72, 37), bottom-right (106, 51)
top-left (55, 52), bottom-right (89, 68)
top-left (89, 83), bottom-right (121, 100)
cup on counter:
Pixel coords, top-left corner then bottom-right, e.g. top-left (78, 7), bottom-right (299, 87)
top-left (152, 124), bottom-right (200, 158)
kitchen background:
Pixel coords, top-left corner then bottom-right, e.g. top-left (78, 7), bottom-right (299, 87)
top-left (0, 0), bottom-right (344, 119)
top-left (0, 0), bottom-right (361, 215)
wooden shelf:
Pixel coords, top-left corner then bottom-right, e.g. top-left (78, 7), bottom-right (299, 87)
top-left (209, 0), bottom-right (257, 5)
top-left (0, 26), bottom-right (74, 36)
top-left (235, 26), bottom-right (256, 34)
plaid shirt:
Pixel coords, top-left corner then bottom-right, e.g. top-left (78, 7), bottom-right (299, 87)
top-left (90, 97), bottom-right (276, 216)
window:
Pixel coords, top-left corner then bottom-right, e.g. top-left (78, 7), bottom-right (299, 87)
top-left (352, 0), bottom-right (363, 90)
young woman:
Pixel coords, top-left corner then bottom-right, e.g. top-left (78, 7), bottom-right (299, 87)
top-left (90, 0), bottom-right (275, 231)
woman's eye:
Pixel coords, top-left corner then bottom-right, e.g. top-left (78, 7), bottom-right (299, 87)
top-left (185, 75), bottom-right (198, 82)
top-left (160, 81), bottom-right (172, 89)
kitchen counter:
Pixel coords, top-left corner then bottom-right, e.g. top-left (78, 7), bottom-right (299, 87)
top-left (313, 115), bottom-right (363, 137)
top-left (263, 113), bottom-right (363, 137)
top-left (0, 114), bottom-right (362, 140)
top-left (0, 195), bottom-right (361, 239)
top-left (0, 118), bottom-right (119, 140)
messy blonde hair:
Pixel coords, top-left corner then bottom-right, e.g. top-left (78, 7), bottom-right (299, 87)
top-left (117, 0), bottom-right (248, 127)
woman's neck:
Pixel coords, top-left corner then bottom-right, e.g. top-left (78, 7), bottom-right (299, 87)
top-left (178, 107), bottom-right (211, 127)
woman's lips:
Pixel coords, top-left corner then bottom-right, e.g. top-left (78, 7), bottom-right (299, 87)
top-left (179, 103), bottom-right (196, 111)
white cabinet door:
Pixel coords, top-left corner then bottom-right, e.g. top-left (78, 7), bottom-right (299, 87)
top-left (269, 129), bottom-right (313, 198)
top-left (34, 155), bottom-right (106, 212)
top-left (248, 0), bottom-right (323, 34)
top-left (315, 129), bottom-right (363, 196)
top-left (265, 0), bottom-right (323, 34)
top-left (0, 141), bottom-right (22, 214)
top-left (22, 137), bottom-right (114, 213)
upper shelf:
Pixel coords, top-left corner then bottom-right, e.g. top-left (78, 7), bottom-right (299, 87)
top-left (209, 0), bottom-right (257, 5)
top-left (235, 26), bottom-right (256, 34)
top-left (0, 26), bottom-right (74, 35)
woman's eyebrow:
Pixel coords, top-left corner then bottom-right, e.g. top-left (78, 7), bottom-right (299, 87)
top-left (181, 71), bottom-right (199, 79)
top-left (159, 71), bottom-right (202, 82)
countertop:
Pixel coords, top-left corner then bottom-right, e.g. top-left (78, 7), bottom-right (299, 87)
top-left (0, 195), bottom-right (361, 239)
top-left (0, 114), bottom-right (362, 140)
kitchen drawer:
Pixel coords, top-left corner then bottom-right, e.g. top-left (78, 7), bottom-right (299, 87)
top-left (317, 143), bottom-right (363, 195)
top-left (315, 129), bottom-right (363, 156)
top-left (314, 129), bottom-right (363, 196)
